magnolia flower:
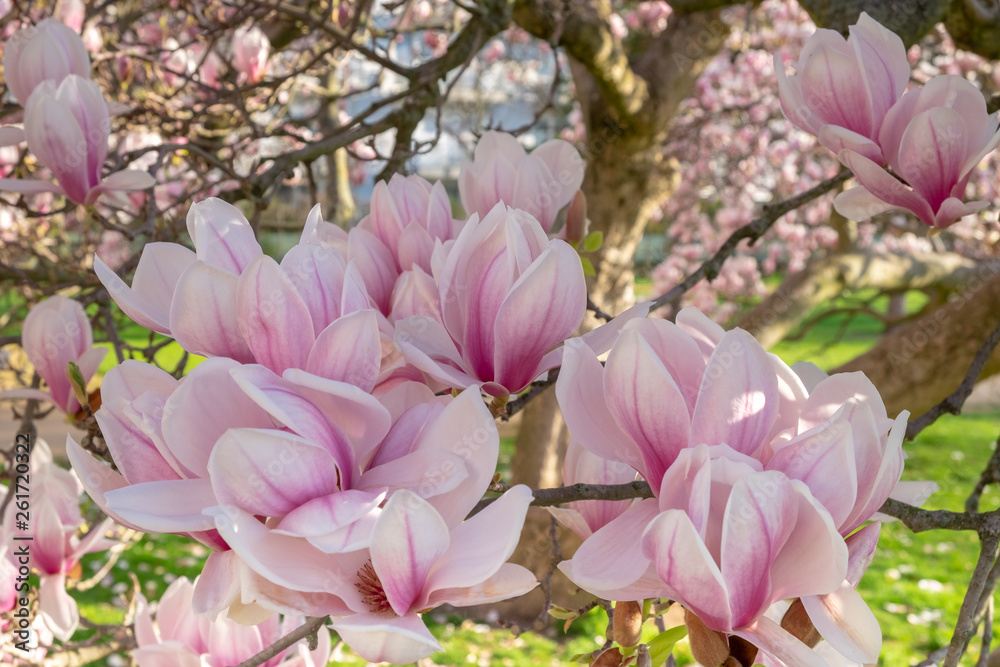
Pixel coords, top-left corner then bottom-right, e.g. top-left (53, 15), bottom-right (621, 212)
top-left (232, 25), bottom-right (270, 84)
top-left (3, 18), bottom-right (90, 105)
top-left (0, 295), bottom-right (106, 414)
top-left (396, 203), bottom-right (586, 397)
top-left (835, 75), bottom-right (1000, 229)
top-left (356, 174), bottom-right (461, 275)
top-left (132, 576), bottom-right (330, 667)
top-left (2, 439), bottom-right (113, 641)
top-left (0, 76), bottom-right (154, 204)
top-left (774, 12), bottom-right (909, 163)
top-left (459, 131), bottom-right (585, 234)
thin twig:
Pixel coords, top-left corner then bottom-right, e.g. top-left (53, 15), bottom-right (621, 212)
top-left (503, 368), bottom-right (560, 421)
top-left (648, 170), bottom-right (851, 313)
top-left (976, 598), bottom-right (992, 667)
top-left (906, 318), bottom-right (1000, 441)
top-left (943, 530), bottom-right (1000, 666)
top-left (468, 480), bottom-right (654, 518)
top-left (967, 433), bottom-right (1000, 513)
top-left (235, 616), bottom-right (329, 667)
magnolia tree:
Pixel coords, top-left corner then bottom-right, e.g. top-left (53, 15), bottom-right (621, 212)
top-left (1, 1), bottom-right (1000, 667)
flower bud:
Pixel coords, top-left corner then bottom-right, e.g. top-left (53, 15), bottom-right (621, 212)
top-left (781, 598), bottom-right (821, 648)
top-left (685, 608), bottom-right (730, 667)
top-left (612, 600), bottom-right (643, 648)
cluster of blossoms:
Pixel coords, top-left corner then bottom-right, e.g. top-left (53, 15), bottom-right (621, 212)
top-left (554, 311), bottom-right (935, 665)
top-left (8, 125), bottom-right (931, 666)
top-left (57, 129), bottom-right (592, 663)
top-left (1, 438), bottom-right (114, 653)
top-left (0, 19), bottom-right (154, 204)
top-left (0, 9), bottom-right (965, 666)
top-left (776, 12), bottom-right (1000, 229)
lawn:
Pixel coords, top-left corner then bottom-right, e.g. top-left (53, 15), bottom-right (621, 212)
top-left (17, 286), bottom-right (1000, 665)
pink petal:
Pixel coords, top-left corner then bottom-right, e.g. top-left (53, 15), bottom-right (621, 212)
top-left (689, 329), bottom-right (779, 458)
top-left (765, 418), bottom-right (858, 529)
top-left (348, 226), bottom-right (397, 313)
top-left (192, 550), bottom-right (241, 618)
top-left (103, 478), bottom-right (219, 533)
top-left (801, 583), bottom-right (882, 663)
top-left (492, 240), bottom-right (586, 392)
top-left (734, 616), bottom-right (828, 666)
top-left (395, 315), bottom-right (476, 390)
top-left (845, 522), bottom-right (881, 587)
top-left (331, 612), bottom-right (441, 664)
top-left (371, 490), bottom-right (450, 615)
top-left (675, 306), bottom-right (725, 360)
top-left (169, 261), bottom-right (254, 362)
top-left (276, 489), bottom-right (385, 539)
top-left (423, 485), bottom-right (532, 598)
top-left (95, 243), bottom-right (196, 334)
top-left (0, 177), bottom-right (64, 195)
top-left (934, 196), bottom-right (990, 229)
top-left (65, 436), bottom-right (139, 531)
top-left (564, 499), bottom-right (659, 596)
top-left (237, 255), bottom-right (316, 374)
top-left (408, 386), bottom-right (500, 527)
top-left (209, 428), bottom-right (342, 518)
top-left (205, 505), bottom-right (361, 599)
top-left (838, 149), bottom-right (935, 225)
top-left (280, 242), bottom-right (350, 334)
top-left (555, 338), bottom-right (643, 473)
top-left (160, 357), bottom-right (273, 478)
top-left (605, 328), bottom-right (691, 487)
top-left (427, 563), bottom-right (538, 608)
top-left (307, 310), bottom-right (381, 391)
top-left (99, 169), bottom-right (156, 191)
top-left (185, 198), bottom-right (262, 274)
top-left (849, 12), bottom-right (909, 127)
top-left (38, 573), bottom-right (78, 641)
top-left (896, 107), bottom-right (968, 211)
top-left (642, 509), bottom-right (731, 631)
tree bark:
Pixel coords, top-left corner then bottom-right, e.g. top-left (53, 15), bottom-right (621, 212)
top-left (835, 267), bottom-right (1000, 418)
top-left (739, 252), bottom-right (1000, 349)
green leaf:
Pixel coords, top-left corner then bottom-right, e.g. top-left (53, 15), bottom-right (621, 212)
top-left (581, 256), bottom-right (595, 276)
top-left (646, 625), bottom-right (687, 666)
top-left (66, 361), bottom-right (88, 410)
top-left (582, 231), bottom-right (603, 253)
top-left (547, 605), bottom-right (580, 621)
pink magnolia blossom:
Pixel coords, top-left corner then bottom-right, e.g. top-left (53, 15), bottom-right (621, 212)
top-left (835, 75), bottom-right (1000, 229)
top-left (2, 439), bottom-right (113, 641)
top-left (774, 12), bottom-right (909, 163)
top-left (54, 0), bottom-right (86, 33)
top-left (232, 25), bottom-right (270, 84)
top-left (0, 76), bottom-right (155, 204)
top-left (395, 203), bottom-right (586, 397)
top-left (132, 576), bottom-right (330, 667)
top-left (3, 18), bottom-right (90, 105)
top-left (557, 308), bottom-right (920, 536)
top-left (0, 295), bottom-right (106, 414)
top-left (458, 131), bottom-right (585, 233)
top-left (356, 174), bottom-right (462, 274)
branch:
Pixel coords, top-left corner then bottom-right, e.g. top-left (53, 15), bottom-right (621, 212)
top-left (943, 531), bottom-right (1000, 666)
top-left (468, 480), bottom-right (655, 517)
top-left (647, 170), bottom-right (851, 314)
top-left (503, 368), bottom-right (559, 420)
top-left (904, 317), bottom-right (1000, 441)
top-left (512, 0), bottom-right (648, 124)
top-left (235, 616), bottom-right (329, 667)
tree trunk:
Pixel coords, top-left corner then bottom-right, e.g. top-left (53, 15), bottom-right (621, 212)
top-left (835, 268), bottom-right (1000, 418)
top-left (498, 9), bottom-right (734, 622)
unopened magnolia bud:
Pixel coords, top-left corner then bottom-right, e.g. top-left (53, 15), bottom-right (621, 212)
top-left (781, 599), bottom-right (821, 648)
top-left (684, 608), bottom-right (730, 667)
top-left (727, 635), bottom-right (759, 666)
top-left (613, 600), bottom-right (643, 648)
top-left (564, 189), bottom-right (588, 245)
top-left (590, 646), bottom-right (623, 667)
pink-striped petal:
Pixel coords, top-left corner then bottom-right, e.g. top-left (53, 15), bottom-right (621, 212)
top-left (801, 582), bottom-right (881, 663)
top-left (185, 198), bottom-right (262, 274)
top-left (237, 255), bottom-right (315, 374)
top-left (103, 478), bottom-right (219, 533)
top-left (96, 243), bottom-right (196, 334)
top-left (208, 428), bottom-right (342, 518)
top-left (169, 261), bottom-right (254, 362)
top-left (307, 310), bottom-right (381, 391)
top-left (332, 613), bottom-right (441, 664)
top-left (370, 490), bottom-right (450, 615)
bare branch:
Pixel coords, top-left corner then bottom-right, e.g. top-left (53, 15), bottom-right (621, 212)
top-left (235, 616), bottom-right (329, 667)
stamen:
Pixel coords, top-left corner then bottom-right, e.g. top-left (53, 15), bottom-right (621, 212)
top-left (355, 560), bottom-right (394, 616)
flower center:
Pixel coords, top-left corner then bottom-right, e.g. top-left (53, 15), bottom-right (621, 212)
top-left (355, 560), bottom-right (394, 615)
